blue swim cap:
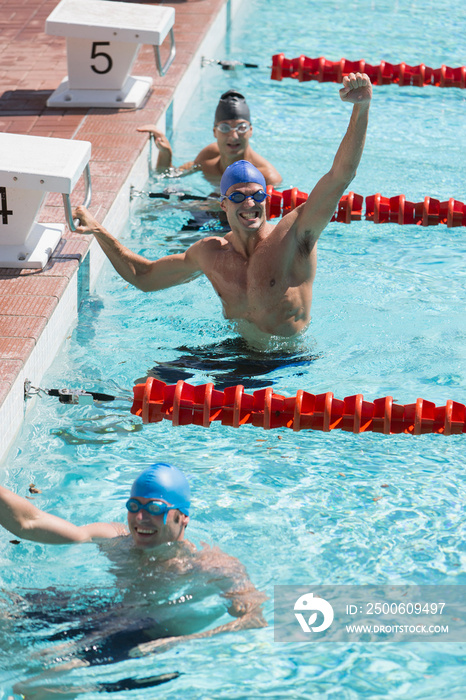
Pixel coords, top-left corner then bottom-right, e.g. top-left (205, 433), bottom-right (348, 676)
top-left (220, 160), bottom-right (266, 197)
top-left (130, 463), bottom-right (190, 516)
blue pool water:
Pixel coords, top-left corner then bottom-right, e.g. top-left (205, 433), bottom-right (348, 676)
top-left (1, 0), bottom-right (465, 697)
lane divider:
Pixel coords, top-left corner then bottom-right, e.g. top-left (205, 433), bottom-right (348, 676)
top-left (131, 378), bottom-right (466, 435)
top-left (266, 188), bottom-right (466, 227)
top-left (271, 54), bottom-right (466, 88)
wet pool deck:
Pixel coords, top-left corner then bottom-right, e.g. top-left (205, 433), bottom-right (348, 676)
top-left (0, 0), bottom-right (239, 459)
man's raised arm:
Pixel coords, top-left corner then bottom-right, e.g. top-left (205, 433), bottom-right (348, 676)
top-left (295, 72), bottom-right (372, 246)
top-left (0, 484), bottom-right (126, 545)
top-left (73, 206), bottom-right (204, 293)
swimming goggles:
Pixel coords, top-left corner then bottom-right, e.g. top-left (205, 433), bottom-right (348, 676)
top-left (215, 122), bottom-right (250, 134)
top-left (126, 498), bottom-right (174, 517)
top-left (223, 190), bottom-right (269, 203)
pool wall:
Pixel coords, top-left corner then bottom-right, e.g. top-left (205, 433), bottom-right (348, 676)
top-left (0, 0), bottom-right (246, 462)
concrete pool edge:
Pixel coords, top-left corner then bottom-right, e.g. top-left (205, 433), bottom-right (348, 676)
top-left (0, 0), bottom-right (247, 463)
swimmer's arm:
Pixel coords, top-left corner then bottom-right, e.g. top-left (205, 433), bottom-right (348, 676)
top-left (221, 585), bottom-right (268, 621)
top-left (130, 556), bottom-right (267, 657)
top-left (136, 125), bottom-right (202, 175)
top-left (73, 206), bottom-right (205, 292)
top-left (0, 485), bottom-right (127, 544)
top-left (295, 73), bottom-right (372, 249)
top-left (157, 142), bottom-right (221, 176)
top-left (136, 125), bottom-right (173, 171)
top-left (131, 610), bottom-right (266, 657)
top-left (201, 548), bottom-right (268, 622)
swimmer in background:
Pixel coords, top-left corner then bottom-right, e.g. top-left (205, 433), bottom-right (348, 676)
top-left (0, 463), bottom-right (266, 680)
top-left (137, 88), bottom-right (282, 187)
top-left (74, 73), bottom-right (372, 349)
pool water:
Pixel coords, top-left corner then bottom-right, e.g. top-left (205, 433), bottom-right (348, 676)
top-left (1, 0), bottom-right (465, 697)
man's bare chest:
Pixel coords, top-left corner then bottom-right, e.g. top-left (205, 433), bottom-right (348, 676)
top-left (204, 244), bottom-right (302, 311)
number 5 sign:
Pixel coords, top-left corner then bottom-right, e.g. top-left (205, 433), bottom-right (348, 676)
top-left (45, 0), bottom-right (175, 109)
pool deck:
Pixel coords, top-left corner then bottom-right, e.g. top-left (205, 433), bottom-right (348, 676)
top-left (0, 0), bottom-right (240, 460)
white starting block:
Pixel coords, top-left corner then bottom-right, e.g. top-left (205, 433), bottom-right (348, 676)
top-left (0, 133), bottom-right (91, 270)
top-left (45, 0), bottom-right (176, 109)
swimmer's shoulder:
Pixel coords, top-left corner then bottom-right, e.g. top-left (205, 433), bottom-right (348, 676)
top-left (194, 142), bottom-right (220, 163)
top-left (184, 234), bottom-right (231, 271)
top-left (193, 144), bottom-right (223, 178)
top-left (110, 521), bottom-right (130, 537)
top-left (244, 148), bottom-right (282, 186)
top-left (177, 143), bottom-right (219, 174)
top-left (183, 539), bottom-right (198, 554)
top-left (188, 232), bottom-right (232, 253)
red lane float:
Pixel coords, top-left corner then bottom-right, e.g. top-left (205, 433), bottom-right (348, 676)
top-left (271, 54), bottom-right (466, 88)
top-left (131, 378), bottom-right (466, 436)
top-left (365, 195), bottom-right (466, 226)
top-left (266, 187), bottom-right (466, 227)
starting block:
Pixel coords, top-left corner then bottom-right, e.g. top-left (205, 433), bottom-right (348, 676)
top-left (0, 133), bottom-right (91, 270)
top-left (45, 0), bottom-right (176, 109)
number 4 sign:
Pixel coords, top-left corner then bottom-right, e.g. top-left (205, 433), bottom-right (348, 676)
top-left (0, 189), bottom-right (13, 226)
top-left (0, 133), bottom-right (91, 269)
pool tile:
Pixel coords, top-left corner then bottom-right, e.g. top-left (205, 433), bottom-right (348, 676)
top-left (0, 359), bottom-right (23, 384)
top-left (0, 295), bottom-right (59, 317)
top-left (0, 275), bottom-right (69, 296)
top-left (0, 337), bottom-right (36, 361)
top-left (0, 316), bottom-right (48, 341)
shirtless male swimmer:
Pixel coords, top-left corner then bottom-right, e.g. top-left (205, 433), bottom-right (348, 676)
top-left (1, 463), bottom-right (266, 692)
top-left (74, 73), bottom-right (372, 348)
top-left (137, 88), bottom-right (282, 186)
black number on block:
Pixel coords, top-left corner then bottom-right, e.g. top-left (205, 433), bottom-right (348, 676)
top-left (0, 187), bottom-right (13, 224)
top-left (90, 42), bottom-right (113, 75)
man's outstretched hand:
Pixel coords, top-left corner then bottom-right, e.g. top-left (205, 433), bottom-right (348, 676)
top-left (339, 72), bottom-right (372, 105)
top-left (72, 205), bottom-right (101, 235)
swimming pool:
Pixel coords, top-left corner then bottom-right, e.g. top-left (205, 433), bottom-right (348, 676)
top-left (1, 0), bottom-right (465, 697)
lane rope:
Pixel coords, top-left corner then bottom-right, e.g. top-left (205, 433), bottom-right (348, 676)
top-left (129, 186), bottom-right (466, 228)
top-left (271, 54), bottom-right (466, 88)
top-left (200, 55), bottom-right (466, 88)
top-left (131, 378), bottom-right (466, 436)
top-left (266, 188), bottom-right (466, 227)
top-left (25, 379), bottom-right (465, 436)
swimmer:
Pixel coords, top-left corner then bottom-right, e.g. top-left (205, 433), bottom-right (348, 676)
top-left (0, 463), bottom-right (266, 660)
top-left (74, 73), bottom-right (372, 349)
top-left (137, 88), bottom-right (282, 186)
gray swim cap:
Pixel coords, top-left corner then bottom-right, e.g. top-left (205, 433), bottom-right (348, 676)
top-left (214, 89), bottom-right (251, 124)
top-left (130, 463), bottom-right (190, 516)
top-left (220, 160), bottom-right (267, 196)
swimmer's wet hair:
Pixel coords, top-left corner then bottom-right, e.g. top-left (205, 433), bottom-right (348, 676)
top-left (214, 89), bottom-right (251, 125)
